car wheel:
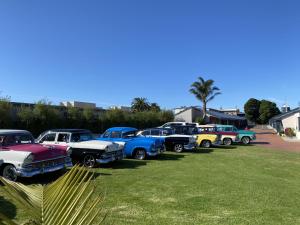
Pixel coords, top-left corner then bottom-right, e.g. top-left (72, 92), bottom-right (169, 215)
top-left (223, 138), bottom-right (232, 146)
top-left (134, 149), bottom-right (146, 160)
top-left (173, 144), bottom-right (184, 153)
top-left (241, 137), bottom-right (250, 145)
top-left (83, 154), bottom-right (96, 168)
top-left (201, 140), bottom-right (211, 148)
top-left (2, 165), bottom-right (18, 181)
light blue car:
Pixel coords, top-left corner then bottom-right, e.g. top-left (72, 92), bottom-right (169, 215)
top-left (97, 127), bottom-right (165, 160)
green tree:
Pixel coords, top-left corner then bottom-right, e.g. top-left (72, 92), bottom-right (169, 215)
top-left (244, 98), bottom-right (261, 123)
top-left (17, 106), bottom-right (35, 130)
top-left (259, 100), bottom-right (280, 124)
top-left (0, 96), bottom-right (13, 128)
top-left (33, 100), bottom-right (61, 134)
top-left (131, 97), bottom-right (150, 112)
top-left (66, 107), bottom-right (83, 128)
top-left (150, 103), bottom-right (161, 112)
top-left (189, 77), bottom-right (221, 118)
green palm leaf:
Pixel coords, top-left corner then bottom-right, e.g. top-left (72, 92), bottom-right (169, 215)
top-left (0, 166), bottom-right (106, 225)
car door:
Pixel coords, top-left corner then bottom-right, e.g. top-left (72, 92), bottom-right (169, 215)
top-left (39, 133), bottom-right (57, 146)
top-left (150, 129), bottom-right (161, 138)
top-left (55, 132), bottom-right (71, 151)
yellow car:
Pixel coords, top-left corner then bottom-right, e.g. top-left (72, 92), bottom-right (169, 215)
top-left (195, 133), bottom-right (221, 148)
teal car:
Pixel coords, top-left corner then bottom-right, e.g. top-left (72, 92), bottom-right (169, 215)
top-left (215, 125), bottom-right (256, 145)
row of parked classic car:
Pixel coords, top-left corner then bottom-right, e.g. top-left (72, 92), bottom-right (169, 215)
top-left (0, 122), bottom-right (256, 181)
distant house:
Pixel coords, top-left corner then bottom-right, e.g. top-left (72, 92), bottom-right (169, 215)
top-left (269, 107), bottom-right (300, 138)
top-left (174, 107), bottom-right (247, 128)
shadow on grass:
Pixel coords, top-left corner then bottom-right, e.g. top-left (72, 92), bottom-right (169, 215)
top-left (104, 159), bottom-right (148, 170)
top-left (194, 148), bottom-right (214, 153)
top-left (0, 196), bottom-right (17, 220)
top-left (154, 152), bottom-right (185, 161)
top-left (19, 169), bottom-right (108, 185)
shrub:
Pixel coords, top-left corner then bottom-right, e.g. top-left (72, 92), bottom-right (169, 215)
top-left (284, 128), bottom-right (295, 137)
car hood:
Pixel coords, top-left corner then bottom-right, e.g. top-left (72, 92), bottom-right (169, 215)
top-left (68, 140), bottom-right (121, 152)
top-left (6, 144), bottom-right (66, 161)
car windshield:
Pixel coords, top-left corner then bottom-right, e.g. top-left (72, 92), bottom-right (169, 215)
top-left (0, 134), bottom-right (34, 146)
top-left (71, 132), bottom-right (94, 142)
top-left (123, 131), bottom-right (136, 138)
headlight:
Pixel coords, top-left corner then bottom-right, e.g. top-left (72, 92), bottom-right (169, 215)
top-left (151, 144), bottom-right (156, 151)
top-left (67, 147), bottom-right (72, 156)
top-left (24, 154), bottom-right (34, 165)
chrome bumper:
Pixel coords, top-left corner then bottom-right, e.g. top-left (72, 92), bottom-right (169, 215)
top-left (96, 150), bottom-right (124, 164)
top-left (184, 142), bottom-right (197, 150)
top-left (18, 160), bottom-right (73, 178)
top-left (213, 140), bottom-right (222, 146)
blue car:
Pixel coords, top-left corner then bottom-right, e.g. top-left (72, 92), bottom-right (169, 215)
top-left (97, 127), bottom-right (165, 160)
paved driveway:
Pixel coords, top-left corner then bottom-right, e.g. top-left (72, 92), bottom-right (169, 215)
top-left (252, 129), bottom-right (300, 152)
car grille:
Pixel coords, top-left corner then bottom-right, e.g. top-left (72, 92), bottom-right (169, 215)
top-left (28, 158), bottom-right (66, 169)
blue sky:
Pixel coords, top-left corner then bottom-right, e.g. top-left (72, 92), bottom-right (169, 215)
top-left (0, 0), bottom-right (299, 110)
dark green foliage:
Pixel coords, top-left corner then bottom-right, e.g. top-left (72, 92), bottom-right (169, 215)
top-left (195, 117), bottom-right (205, 125)
top-left (2, 99), bottom-right (174, 136)
top-left (284, 128), bottom-right (295, 137)
top-left (190, 77), bottom-right (221, 118)
top-left (131, 97), bottom-right (150, 112)
top-left (259, 100), bottom-right (280, 124)
top-left (244, 98), bottom-right (261, 123)
top-left (0, 97), bottom-right (13, 128)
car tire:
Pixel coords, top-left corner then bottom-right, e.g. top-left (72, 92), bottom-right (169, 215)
top-left (83, 154), bottom-right (96, 168)
top-left (201, 140), bottom-right (211, 148)
top-left (134, 149), bottom-right (146, 160)
top-left (173, 144), bottom-right (184, 153)
top-left (241, 137), bottom-right (250, 145)
top-left (2, 165), bottom-right (18, 182)
top-left (223, 138), bottom-right (232, 146)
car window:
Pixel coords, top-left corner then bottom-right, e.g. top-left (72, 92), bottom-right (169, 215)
top-left (233, 127), bottom-right (238, 132)
top-left (151, 129), bottom-right (160, 136)
top-left (71, 133), bottom-right (93, 142)
top-left (111, 131), bottom-right (122, 138)
top-left (102, 131), bottom-right (110, 138)
top-left (141, 130), bottom-right (150, 136)
top-left (40, 133), bottom-right (56, 142)
top-left (57, 133), bottom-right (70, 142)
top-left (123, 131), bottom-right (136, 138)
top-left (224, 127), bottom-right (231, 132)
top-left (1, 134), bottom-right (34, 146)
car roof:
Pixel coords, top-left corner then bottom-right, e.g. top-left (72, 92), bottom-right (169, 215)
top-left (215, 125), bottom-right (234, 127)
top-left (46, 129), bottom-right (91, 133)
top-left (145, 127), bottom-right (173, 131)
top-left (0, 129), bottom-right (31, 135)
top-left (106, 127), bottom-right (138, 132)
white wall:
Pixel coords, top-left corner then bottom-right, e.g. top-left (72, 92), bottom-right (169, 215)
top-left (175, 109), bottom-right (193, 122)
top-left (282, 112), bottom-right (300, 139)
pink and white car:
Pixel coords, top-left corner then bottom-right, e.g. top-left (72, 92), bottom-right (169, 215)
top-left (0, 130), bottom-right (72, 181)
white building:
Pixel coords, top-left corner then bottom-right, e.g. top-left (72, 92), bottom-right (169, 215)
top-left (109, 106), bottom-right (131, 111)
top-left (269, 108), bottom-right (300, 139)
top-left (60, 101), bottom-right (96, 108)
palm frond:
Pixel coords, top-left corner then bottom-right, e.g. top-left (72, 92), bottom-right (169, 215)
top-left (0, 166), bottom-right (106, 225)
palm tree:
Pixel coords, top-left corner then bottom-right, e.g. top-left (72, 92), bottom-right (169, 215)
top-left (131, 97), bottom-right (150, 112)
top-left (189, 77), bottom-right (221, 119)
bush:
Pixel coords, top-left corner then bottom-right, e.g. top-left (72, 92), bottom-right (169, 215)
top-left (284, 128), bottom-right (295, 137)
top-left (195, 117), bottom-right (205, 125)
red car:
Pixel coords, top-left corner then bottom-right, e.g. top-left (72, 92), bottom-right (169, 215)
top-left (0, 129), bottom-right (72, 181)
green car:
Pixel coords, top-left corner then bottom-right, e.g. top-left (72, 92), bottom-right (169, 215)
top-left (215, 125), bottom-right (256, 145)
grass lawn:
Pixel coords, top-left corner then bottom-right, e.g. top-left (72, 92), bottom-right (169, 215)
top-left (1, 145), bottom-right (300, 225)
